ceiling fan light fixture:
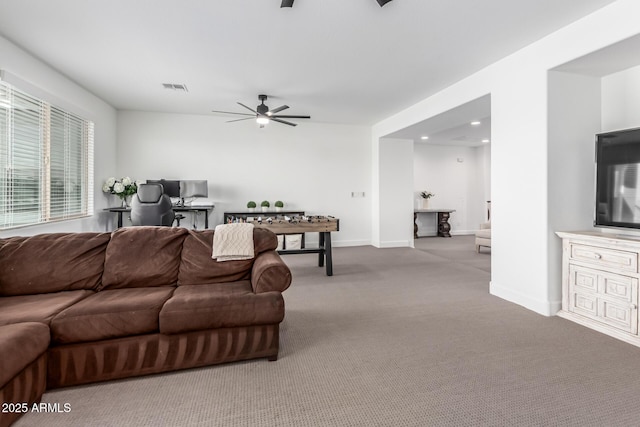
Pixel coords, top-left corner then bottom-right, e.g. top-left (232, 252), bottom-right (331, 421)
top-left (256, 117), bottom-right (270, 125)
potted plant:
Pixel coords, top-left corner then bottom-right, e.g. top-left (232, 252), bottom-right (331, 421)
top-left (247, 201), bottom-right (257, 212)
top-left (274, 200), bottom-right (284, 212)
top-left (261, 200), bottom-right (270, 212)
top-left (419, 191), bottom-right (434, 209)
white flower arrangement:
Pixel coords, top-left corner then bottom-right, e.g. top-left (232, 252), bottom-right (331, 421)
top-left (102, 177), bottom-right (137, 200)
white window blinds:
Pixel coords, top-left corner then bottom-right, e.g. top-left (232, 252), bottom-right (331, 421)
top-left (0, 80), bottom-right (94, 229)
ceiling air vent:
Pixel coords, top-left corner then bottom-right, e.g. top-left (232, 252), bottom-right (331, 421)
top-left (162, 83), bottom-right (188, 92)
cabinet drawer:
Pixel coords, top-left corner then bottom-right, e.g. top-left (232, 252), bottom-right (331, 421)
top-left (570, 243), bottom-right (637, 272)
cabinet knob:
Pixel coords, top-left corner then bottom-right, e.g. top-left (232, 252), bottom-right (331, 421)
top-left (631, 304), bottom-right (637, 310)
top-left (593, 253), bottom-right (602, 259)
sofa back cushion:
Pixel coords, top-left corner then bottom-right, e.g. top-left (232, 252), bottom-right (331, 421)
top-left (101, 226), bottom-right (188, 289)
top-left (178, 228), bottom-right (277, 286)
top-left (0, 233), bottom-right (111, 296)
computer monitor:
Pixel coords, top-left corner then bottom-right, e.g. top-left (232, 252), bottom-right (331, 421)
top-left (146, 179), bottom-right (181, 198)
top-left (180, 180), bottom-right (208, 198)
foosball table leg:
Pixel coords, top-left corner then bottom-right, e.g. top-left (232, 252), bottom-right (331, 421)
top-left (318, 232), bottom-right (325, 267)
top-left (324, 232), bottom-right (333, 276)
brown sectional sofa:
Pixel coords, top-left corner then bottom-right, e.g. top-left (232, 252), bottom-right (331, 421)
top-left (0, 226), bottom-right (291, 427)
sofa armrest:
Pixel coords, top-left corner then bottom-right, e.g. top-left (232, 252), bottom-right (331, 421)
top-left (251, 250), bottom-right (292, 294)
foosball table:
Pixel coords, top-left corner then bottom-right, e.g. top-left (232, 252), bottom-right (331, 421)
top-left (248, 215), bottom-right (339, 276)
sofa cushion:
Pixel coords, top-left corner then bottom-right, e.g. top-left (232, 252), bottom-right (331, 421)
top-left (178, 228), bottom-right (278, 286)
top-left (50, 287), bottom-right (175, 344)
top-left (159, 281), bottom-right (284, 334)
top-left (0, 232), bottom-right (111, 296)
top-left (101, 226), bottom-right (188, 289)
top-left (0, 322), bottom-right (50, 388)
top-left (0, 290), bottom-right (94, 326)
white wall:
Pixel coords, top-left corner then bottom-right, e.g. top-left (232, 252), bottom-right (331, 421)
top-left (547, 71), bottom-right (602, 310)
top-left (413, 143), bottom-right (488, 236)
top-left (542, 61), bottom-right (640, 311)
top-left (371, 0), bottom-right (640, 315)
top-left (0, 36), bottom-right (118, 238)
top-left (602, 64), bottom-right (640, 131)
top-left (116, 111), bottom-right (371, 246)
top-left (375, 138), bottom-right (413, 247)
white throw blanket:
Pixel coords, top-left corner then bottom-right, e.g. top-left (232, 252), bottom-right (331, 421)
top-left (212, 223), bottom-right (255, 262)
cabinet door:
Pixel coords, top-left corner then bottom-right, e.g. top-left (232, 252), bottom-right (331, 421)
top-left (601, 271), bottom-right (637, 303)
top-left (568, 264), bottom-right (639, 334)
top-left (599, 299), bottom-right (638, 334)
top-left (599, 271), bottom-right (638, 334)
top-left (570, 291), bottom-right (599, 319)
top-left (569, 265), bottom-right (598, 292)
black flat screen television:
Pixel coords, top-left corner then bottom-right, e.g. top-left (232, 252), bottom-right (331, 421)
top-left (595, 127), bottom-right (640, 230)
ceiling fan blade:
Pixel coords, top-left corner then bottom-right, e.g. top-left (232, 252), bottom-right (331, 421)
top-left (226, 117), bottom-right (255, 123)
top-left (268, 105), bottom-right (289, 115)
top-left (271, 115), bottom-right (310, 119)
top-left (211, 110), bottom-right (254, 116)
top-left (237, 102), bottom-right (258, 114)
top-left (271, 117), bottom-right (297, 127)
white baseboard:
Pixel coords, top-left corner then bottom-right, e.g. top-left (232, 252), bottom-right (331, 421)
top-left (300, 237), bottom-right (370, 248)
top-left (332, 240), bottom-right (371, 248)
top-left (490, 281), bottom-right (561, 317)
top-left (451, 230), bottom-right (475, 236)
top-left (376, 240), bottom-right (412, 248)
top-left (415, 230), bottom-right (475, 238)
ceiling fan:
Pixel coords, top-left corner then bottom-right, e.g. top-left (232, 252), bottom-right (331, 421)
top-left (212, 94), bottom-right (311, 127)
top-left (281, 0), bottom-right (392, 7)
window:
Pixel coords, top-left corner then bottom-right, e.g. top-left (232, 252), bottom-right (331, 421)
top-left (0, 81), bottom-right (94, 229)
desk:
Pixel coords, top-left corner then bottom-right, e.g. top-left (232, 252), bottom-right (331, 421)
top-left (249, 216), bottom-right (339, 276)
top-left (105, 205), bottom-right (214, 228)
top-left (414, 209), bottom-right (456, 238)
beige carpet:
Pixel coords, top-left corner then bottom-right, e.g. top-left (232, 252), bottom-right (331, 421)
top-left (16, 236), bottom-right (640, 426)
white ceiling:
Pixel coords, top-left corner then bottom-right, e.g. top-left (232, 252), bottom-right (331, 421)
top-left (0, 0), bottom-right (617, 128)
top-left (553, 33), bottom-right (640, 77)
top-left (386, 95), bottom-right (492, 146)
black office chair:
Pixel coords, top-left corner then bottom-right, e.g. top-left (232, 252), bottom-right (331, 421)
top-left (130, 183), bottom-right (175, 226)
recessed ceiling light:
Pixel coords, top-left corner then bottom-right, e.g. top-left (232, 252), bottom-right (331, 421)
top-left (421, 136), bottom-right (429, 140)
top-left (162, 83), bottom-right (189, 92)
top-left (482, 139), bottom-right (490, 143)
top-left (470, 121), bottom-right (481, 126)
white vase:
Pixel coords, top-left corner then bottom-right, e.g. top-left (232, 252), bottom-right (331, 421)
top-left (262, 206), bottom-right (268, 212)
top-left (247, 207), bottom-right (255, 212)
top-left (421, 199), bottom-right (429, 209)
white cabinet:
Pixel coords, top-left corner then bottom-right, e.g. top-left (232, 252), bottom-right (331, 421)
top-left (557, 231), bottom-right (640, 346)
